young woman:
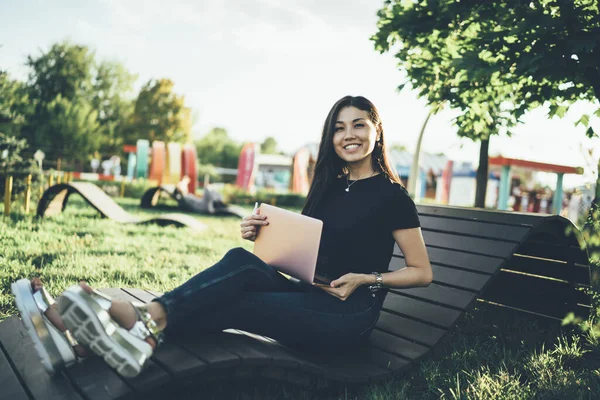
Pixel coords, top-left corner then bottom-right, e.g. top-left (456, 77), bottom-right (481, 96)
top-left (11, 95), bottom-right (432, 378)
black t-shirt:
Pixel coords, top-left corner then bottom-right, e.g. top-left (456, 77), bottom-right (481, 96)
top-left (310, 173), bottom-right (420, 281)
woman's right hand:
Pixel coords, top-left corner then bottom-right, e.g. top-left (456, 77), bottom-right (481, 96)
top-left (240, 213), bottom-right (269, 242)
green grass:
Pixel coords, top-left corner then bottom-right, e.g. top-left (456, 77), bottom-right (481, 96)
top-left (1, 197), bottom-right (600, 399)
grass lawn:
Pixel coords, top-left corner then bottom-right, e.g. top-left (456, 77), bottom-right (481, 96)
top-left (1, 196), bottom-right (600, 399)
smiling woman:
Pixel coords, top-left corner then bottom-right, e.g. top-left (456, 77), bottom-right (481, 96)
top-left (11, 95), bottom-right (432, 380)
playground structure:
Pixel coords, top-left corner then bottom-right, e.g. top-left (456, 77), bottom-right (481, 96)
top-left (123, 140), bottom-right (198, 194)
top-left (489, 156), bottom-right (584, 214)
top-left (37, 182), bottom-right (207, 231)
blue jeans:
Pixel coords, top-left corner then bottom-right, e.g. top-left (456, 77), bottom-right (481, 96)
top-left (154, 248), bottom-right (385, 352)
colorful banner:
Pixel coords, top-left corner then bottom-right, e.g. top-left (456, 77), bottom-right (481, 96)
top-left (236, 143), bottom-right (258, 191)
top-left (181, 144), bottom-right (198, 193)
top-left (291, 147), bottom-right (311, 195)
top-left (135, 139), bottom-right (149, 179)
top-left (165, 142), bottom-right (182, 184)
top-left (149, 141), bottom-right (166, 184)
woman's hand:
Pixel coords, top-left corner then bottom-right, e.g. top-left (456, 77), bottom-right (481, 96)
top-left (240, 213), bottom-right (268, 242)
top-left (314, 273), bottom-right (365, 301)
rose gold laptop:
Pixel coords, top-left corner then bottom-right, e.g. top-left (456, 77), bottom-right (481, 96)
top-left (253, 203), bottom-right (329, 284)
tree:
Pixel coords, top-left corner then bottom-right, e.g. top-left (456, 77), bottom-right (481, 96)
top-left (36, 95), bottom-right (101, 164)
top-left (372, 0), bottom-right (600, 255)
top-left (373, 3), bottom-right (524, 207)
top-left (0, 71), bottom-right (29, 137)
top-left (128, 79), bottom-right (192, 144)
top-left (194, 127), bottom-right (242, 168)
top-left (260, 136), bottom-right (280, 154)
top-left (26, 41), bottom-right (95, 105)
top-left (20, 41), bottom-right (99, 162)
top-left (91, 61), bottom-right (137, 155)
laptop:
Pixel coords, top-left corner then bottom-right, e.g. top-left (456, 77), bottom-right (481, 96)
top-left (253, 203), bottom-right (329, 284)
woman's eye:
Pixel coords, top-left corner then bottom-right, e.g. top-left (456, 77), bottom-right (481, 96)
top-left (335, 126), bottom-right (344, 132)
top-left (354, 123), bottom-right (364, 128)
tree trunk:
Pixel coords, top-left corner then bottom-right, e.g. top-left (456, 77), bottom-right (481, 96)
top-left (407, 109), bottom-right (433, 198)
top-left (474, 138), bottom-right (490, 208)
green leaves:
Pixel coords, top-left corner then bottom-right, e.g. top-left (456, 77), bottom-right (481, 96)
top-left (548, 104), bottom-right (569, 118)
top-left (129, 79), bottom-right (191, 145)
top-left (576, 114), bottom-right (590, 127)
top-left (372, 0), bottom-right (600, 142)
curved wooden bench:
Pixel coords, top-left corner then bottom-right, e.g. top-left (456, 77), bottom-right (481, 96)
top-left (0, 206), bottom-right (591, 399)
top-left (140, 185), bottom-right (246, 218)
top-left (37, 182), bottom-right (207, 232)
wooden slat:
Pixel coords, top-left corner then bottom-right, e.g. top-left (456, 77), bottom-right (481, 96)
top-left (121, 288), bottom-right (157, 303)
top-left (64, 357), bottom-right (133, 400)
top-left (368, 330), bottom-right (430, 361)
top-left (504, 255), bottom-right (590, 285)
top-left (375, 311), bottom-right (447, 346)
top-left (417, 204), bottom-right (541, 226)
top-left (229, 330), bottom-right (305, 369)
top-left (480, 271), bottom-right (591, 320)
top-left (214, 331), bottom-right (272, 366)
top-left (392, 283), bottom-right (477, 310)
top-left (421, 231), bottom-right (516, 258)
top-left (383, 293), bottom-right (461, 328)
top-left (177, 333), bottom-right (242, 369)
top-left (389, 257), bottom-right (491, 292)
top-left (124, 360), bottom-right (171, 394)
top-left (515, 240), bottom-right (589, 264)
top-left (0, 343), bottom-right (29, 400)
top-left (392, 247), bottom-right (503, 274)
top-left (419, 215), bottom-right (529, 242)
top-left (0, 316), bottom-right (83, 400)
top-left (153, 343), bottom-right (208, 378)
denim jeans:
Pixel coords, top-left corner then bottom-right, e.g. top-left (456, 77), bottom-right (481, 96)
top-left (154, 247), bottom-right (385, 352)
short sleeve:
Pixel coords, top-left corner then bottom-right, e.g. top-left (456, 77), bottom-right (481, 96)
top-left (387, 184), bottom-right (421, 231)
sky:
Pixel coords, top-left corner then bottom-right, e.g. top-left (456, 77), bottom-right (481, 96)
top-left (1, 0), bottom-right (598, 189)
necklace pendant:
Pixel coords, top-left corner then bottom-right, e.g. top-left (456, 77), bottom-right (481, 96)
top-left (345, 188), bottom-right (350, 192)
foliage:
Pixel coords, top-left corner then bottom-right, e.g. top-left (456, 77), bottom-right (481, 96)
top-left (91, 61), bottom-right (137, 155)
top-left (19, 41), bottom-right (130, 162)
top-left (0, 133), bottom-right (41, 201)
top-left (128, 78), bottom-right (192, 145)
top-left (25, 41), bottom-right (95, 105)
top-left (260, 136), bottom-right (281, 155)
top-left (36, 95), bottom-right (101, 164)
top-left (0, 72), bottom-right (29, 137)
top-left (372, 0), bottom-right (600, 201)
top-left (194, 127), bottom-right (243, 169)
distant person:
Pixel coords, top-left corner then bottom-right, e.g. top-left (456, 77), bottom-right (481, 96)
top-left (11, 95), bottom-right (432, 377)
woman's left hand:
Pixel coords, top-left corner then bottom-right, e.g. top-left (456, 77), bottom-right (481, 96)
top-left (314, 273), bottom-right (365, 301)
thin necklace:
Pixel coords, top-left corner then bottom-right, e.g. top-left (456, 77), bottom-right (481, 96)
top-left (345, 171), bottom-right (377, 192)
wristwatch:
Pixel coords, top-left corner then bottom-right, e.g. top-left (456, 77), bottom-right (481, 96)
top-left (368, 272), bottom-right (384, 293)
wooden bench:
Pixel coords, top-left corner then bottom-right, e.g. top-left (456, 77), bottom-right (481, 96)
top-left (37, 182), bottom-right (207, 231)
top-left (0, 205), bottom-right (591, 399)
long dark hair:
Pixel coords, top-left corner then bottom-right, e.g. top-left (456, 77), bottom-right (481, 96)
top-left (302, 95), bottom-right (401, 216)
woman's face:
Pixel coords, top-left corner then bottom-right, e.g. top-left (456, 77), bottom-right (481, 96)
top-left (332, 106), bottom-right (379, 166)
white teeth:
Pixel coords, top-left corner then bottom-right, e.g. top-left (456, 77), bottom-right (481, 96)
top-left (344, 144), bottom-right (360, 149)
